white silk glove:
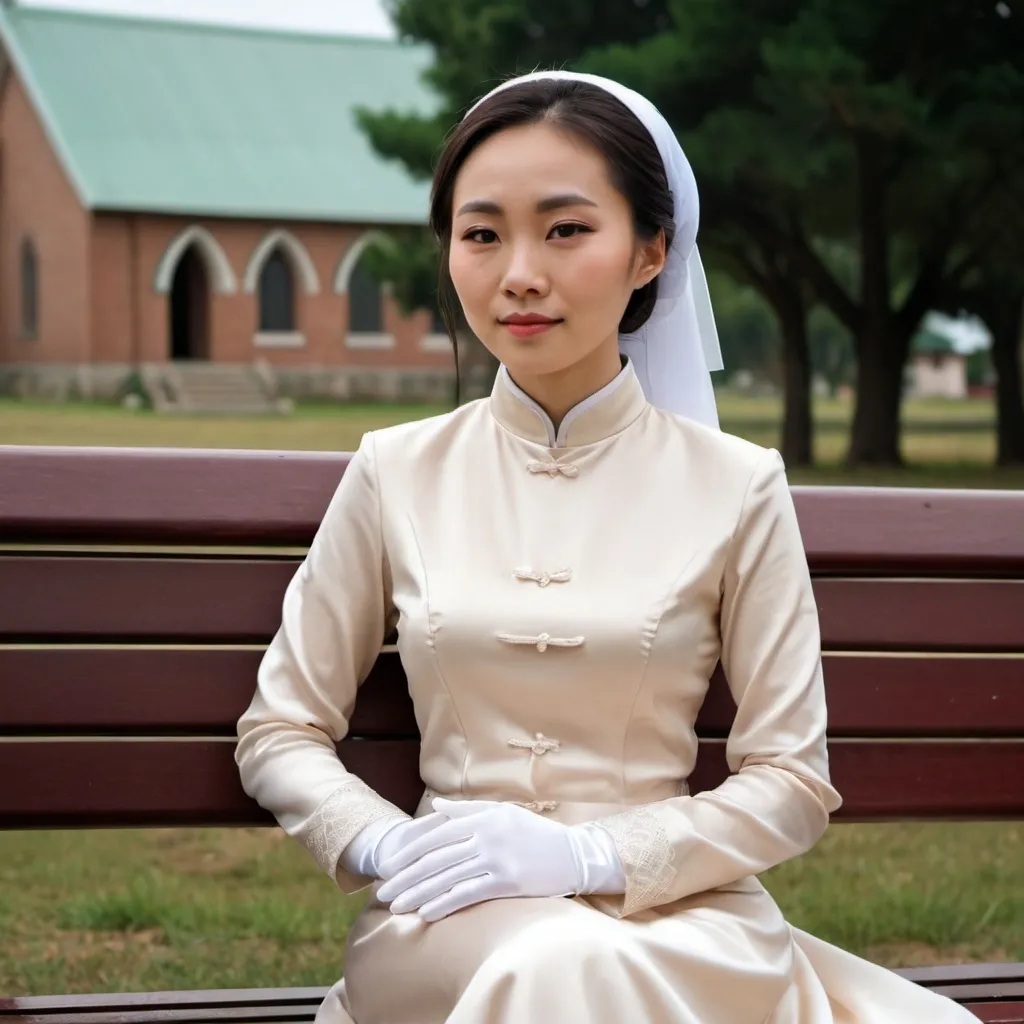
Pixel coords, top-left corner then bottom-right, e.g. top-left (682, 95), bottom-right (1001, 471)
top-left (338, 811), bottom-right (449, 880)
top-left (375, 797), bottom-right (626, 922)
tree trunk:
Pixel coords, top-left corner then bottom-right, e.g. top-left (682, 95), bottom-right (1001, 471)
top-left (847, 138), bottom-right (905, 466)
top-left (736, 249), bottom-right (814, 467)
top-left (847, 325), bottom-right (906, 466)
top-left (989, 290), bottom-right (1024, 466)
top-left (777, 292), bottom-right (813, 467)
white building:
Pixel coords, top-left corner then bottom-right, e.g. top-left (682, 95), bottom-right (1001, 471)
top-left (907, 313), bottom-right (992, 399)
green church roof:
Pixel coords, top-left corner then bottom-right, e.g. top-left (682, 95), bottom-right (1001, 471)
top-left (0, 6), bottom-right (437, 223)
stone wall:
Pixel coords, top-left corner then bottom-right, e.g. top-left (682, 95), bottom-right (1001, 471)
top-left (0, 362), bottom-right (462, 405)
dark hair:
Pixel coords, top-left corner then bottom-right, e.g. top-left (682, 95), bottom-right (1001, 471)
top-left (430, 78), bottom-right (675, 394)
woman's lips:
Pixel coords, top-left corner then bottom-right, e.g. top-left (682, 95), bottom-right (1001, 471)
top-left (504, 321), bottom-right (559, 338)
top-left (500, 316), bottom-right (563, 339)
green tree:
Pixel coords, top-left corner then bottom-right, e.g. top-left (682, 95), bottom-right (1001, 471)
top-left (357, 228), bottom-right (438, 316)
top-left (942, 240), bottom-right (1024, 468)
top-left (710, 237), bottom-right (814, 463)
top-left (808, 307), bottom-right (855, 397)
top-left (977, 275), bottom-right (1024, 466)
top-left (582, 0), bottom-right (1024, 464)
top-left (707, 273), bottom-right (779, 383)
top-left (931, 74), bottom-right (1024, 467)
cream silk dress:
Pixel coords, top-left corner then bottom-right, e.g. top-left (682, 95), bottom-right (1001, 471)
top-left (236, 361), bottom-right (976, 1023)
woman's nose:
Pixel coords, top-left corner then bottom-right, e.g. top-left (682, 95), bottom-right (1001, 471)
top-left (500, 245), bottom-right (548, 298)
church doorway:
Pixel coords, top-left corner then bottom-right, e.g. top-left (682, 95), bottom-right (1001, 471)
top-left (170, 245), bottom-right (210, 360)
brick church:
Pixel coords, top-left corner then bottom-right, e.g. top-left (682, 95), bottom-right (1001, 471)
top-left (0, 4), bottom-right (454, 404)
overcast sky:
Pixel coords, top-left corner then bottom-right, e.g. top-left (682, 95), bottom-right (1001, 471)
top-left (21, 0), bottom-right (396, 37)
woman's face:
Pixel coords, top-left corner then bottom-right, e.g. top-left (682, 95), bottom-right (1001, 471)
top-left (449, 121), bottom-right (665, 382)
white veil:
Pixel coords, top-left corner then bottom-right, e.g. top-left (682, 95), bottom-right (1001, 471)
top-left (468, 70), bottom-right (723, 429)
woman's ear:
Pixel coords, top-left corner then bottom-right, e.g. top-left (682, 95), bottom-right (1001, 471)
top-left (633, 230), bottom-right (668, 289)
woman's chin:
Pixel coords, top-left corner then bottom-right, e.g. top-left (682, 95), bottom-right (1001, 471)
top-left (493, 340), bottom-right (578, 377)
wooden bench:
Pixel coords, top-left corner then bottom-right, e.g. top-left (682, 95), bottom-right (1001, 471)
top-left (1, 444), bottom-right (1022, 1024)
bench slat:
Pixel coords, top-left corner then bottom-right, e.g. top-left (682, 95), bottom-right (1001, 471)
top-left (0, 739), bottom-right (419, 828)
top-left (690, 740), bottom-right (1024, 818)
top-left (967, 1005), bottom-right (1024, 1024)
top-left (791, 486), bottom-right (1024, 577)
top-left (814, 579), bottom-right (1024, 652)
top-left (3, 447), bottom-right (1024, 576)
top-left (0, 648), bottom-right (417, 737)
top-left (0, 988), bottom-right (327, 1015)
top-left (3, 556), bottom-right (1023, 651)
top-left (938, 985), bottom-right (1024, 1001)
top-left (2, 648), bottom-right (1022, 738)
top-left (0, 557), bottom-right (296, 644)
top-left (0, 445), bottom-right (349, 548)
top-left (2, 988), bottom-right (1020, 1024)
top-left (697, 655), bottom-right (1024, 738)
top-left (0, 1009), bottom-right (1018, 1024)
top-left (1, 738), bottom-right (1020, 829)
top-left (889, 964), bottom-right (1024, 1021)
top-left (3, 994), bottom-right (1017, 1024)
top-left (903, 965), bottom-right (1024, 986)
top-left (0, 1007), bottom-right (317, 1023)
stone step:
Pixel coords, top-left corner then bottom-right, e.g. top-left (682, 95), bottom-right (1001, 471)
top-left (179, 384), bottom-right (266, 396)
top-left (141, 363), bottom-right (286, 415)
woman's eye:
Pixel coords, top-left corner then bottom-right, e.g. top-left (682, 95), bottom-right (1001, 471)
top-left (464, 228), bottom-right (498, 244)
top-left (549, 223), bottom-right (591, 240)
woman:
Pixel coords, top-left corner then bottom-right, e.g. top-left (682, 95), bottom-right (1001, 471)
top-left (236, 71), bottom-right (976, 1023)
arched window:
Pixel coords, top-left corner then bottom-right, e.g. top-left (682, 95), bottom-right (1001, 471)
top-left (259, 249), bottom-right (294, 332)
top-left (21, 238), bottom-right (38, 338)
top-left (349, 258), bottom-right (382, 333)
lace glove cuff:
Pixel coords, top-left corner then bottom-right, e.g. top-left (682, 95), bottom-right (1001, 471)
top-left (293, 778), bottom-right (408, 893)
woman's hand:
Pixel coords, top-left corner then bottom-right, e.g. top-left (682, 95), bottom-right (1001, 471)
top-left (339, 811), bottom-right (449, 880)
top-left (370, 812), bottom-right (450, 875)
top-left (375, 798), bottom-right (584, 922)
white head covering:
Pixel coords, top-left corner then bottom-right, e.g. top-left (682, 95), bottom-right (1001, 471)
top-left (467, 70), bottom-right (723, 429)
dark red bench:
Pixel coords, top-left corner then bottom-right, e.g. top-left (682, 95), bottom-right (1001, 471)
top-left (1, 445), bottom-right (1022, 1023)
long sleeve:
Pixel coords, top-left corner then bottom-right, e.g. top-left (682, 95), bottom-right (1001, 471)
top-left (235, 432), bottom-right (409, 893)
top-left (591, 447), bottom-right (842, 918)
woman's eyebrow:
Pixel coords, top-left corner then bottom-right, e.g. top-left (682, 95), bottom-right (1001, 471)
top-left (455, 193), bottom-right (599, 217)
top-left (536, 193), bottom-right (599, 213)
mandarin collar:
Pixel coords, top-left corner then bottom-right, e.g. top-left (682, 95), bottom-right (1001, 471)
top-left (489, 358), bottom-right (649, 448)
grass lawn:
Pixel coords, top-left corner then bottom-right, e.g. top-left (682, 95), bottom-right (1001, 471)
top-left (1, 822), bottom-right (1020, 996)
top-left (1, 392), bottom-right (1021, 995)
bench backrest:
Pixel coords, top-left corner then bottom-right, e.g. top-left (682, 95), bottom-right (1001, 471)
top-left (1, 445), bottom-right (1022, 830)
